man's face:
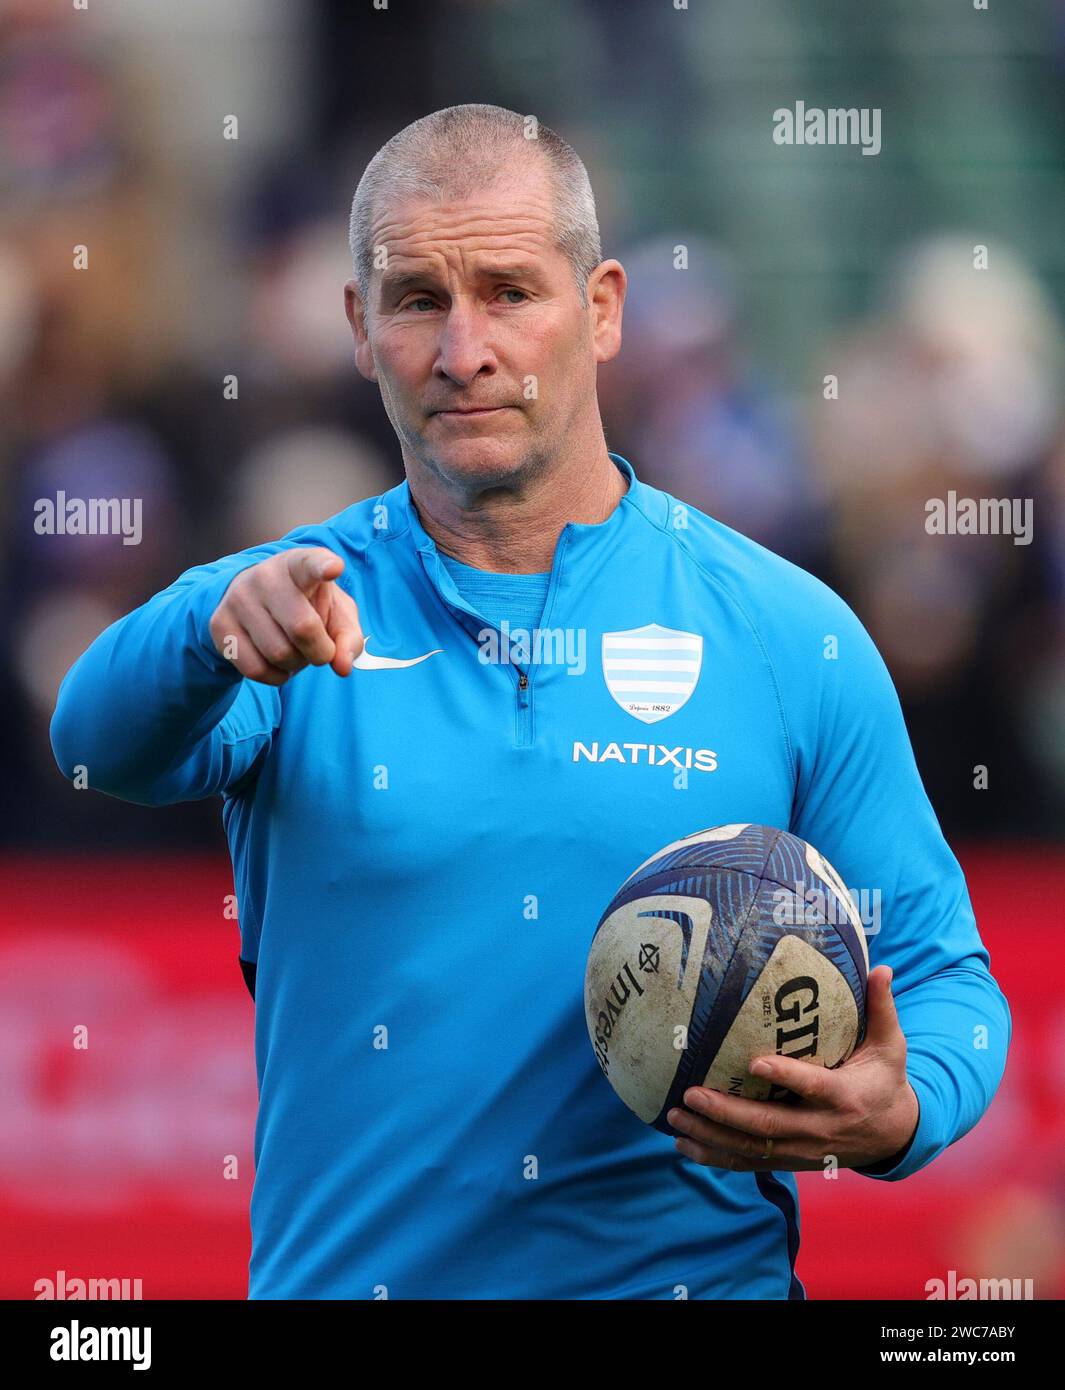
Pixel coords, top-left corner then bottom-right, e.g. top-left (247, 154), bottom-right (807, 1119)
top-left (345, 163), bottom-right (623, 492)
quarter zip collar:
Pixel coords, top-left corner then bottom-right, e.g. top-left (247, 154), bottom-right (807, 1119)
top-left (389, 452), bottom-right (660, 621)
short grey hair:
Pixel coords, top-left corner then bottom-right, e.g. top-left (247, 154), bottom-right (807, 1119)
top-left (348, 103), bottom-right (602, 309)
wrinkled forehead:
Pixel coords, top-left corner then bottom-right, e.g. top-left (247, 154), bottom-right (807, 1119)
top-left (368, 176), bottom-right (564, 285)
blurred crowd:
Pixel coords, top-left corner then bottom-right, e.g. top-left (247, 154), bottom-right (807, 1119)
top-left (601, 232), bottom-right (1065, 837)
top-left (1, 0), bottom-right (1063, 846)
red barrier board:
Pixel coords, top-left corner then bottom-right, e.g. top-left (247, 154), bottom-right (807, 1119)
top-left (1, 849), bottom-right (1062, 1300)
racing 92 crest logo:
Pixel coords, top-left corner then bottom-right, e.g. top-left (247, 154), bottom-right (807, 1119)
top-left (601, 624), bottom-right (703, 724)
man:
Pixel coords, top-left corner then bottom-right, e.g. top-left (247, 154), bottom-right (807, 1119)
top-left (51, 104), bottom-right (1010, 1299)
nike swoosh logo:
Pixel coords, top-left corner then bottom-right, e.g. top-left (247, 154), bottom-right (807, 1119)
top-left (352, 638), bottom-right (443, 671)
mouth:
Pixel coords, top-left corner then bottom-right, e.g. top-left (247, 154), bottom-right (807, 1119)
top-left (433, 406), bottom-right (509, 418)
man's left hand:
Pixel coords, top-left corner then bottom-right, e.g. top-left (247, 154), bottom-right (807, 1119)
top-left (668, 965), bottom-right (920, 1172)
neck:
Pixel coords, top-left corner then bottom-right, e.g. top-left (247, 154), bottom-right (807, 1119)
top-left (407, 446), bottom-right (629, 573)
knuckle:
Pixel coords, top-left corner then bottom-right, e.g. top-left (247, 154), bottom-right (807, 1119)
top-left (762, 1109), bottom-right (785, 1140)
top-left (231, 568), bottom-right (257, 597)
top-left (289, 616), bottom-right (321, 645)
top-left (265, 642), bottom-right (297, 669)
top-left (836, 1083), bottom-right (861, 1118)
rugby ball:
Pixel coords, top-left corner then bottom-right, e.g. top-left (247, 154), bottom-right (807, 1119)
top-left (584, 823), bottom-right (869, 1132)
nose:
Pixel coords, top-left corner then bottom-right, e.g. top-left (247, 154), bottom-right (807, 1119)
top-left (433, 299), bottom-right (497, 387)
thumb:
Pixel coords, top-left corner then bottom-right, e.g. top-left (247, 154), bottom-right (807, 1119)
top-left (861, 964), bottom-right (903, 1052)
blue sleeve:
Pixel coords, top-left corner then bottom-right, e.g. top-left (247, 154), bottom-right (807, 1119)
top-left (49, 525), bottom-right (339, 806)
top-left (780, 581), bottom-right (1012, 1181)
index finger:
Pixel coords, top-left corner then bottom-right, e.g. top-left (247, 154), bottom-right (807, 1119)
top-left (682, 1062), bottom-right (839, 1137)
top-left (287, 547), bottom-right (344, 594)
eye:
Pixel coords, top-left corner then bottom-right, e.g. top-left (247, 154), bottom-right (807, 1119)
top-left (499, 288), bottom-right (528, 305)
top-left (405, 296), bottom-right (437, 313)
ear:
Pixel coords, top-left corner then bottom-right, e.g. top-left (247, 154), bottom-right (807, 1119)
top-left (344, 279), bottom-right (377, 383)
top-left (587, 259), bottom-right (626, 366)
